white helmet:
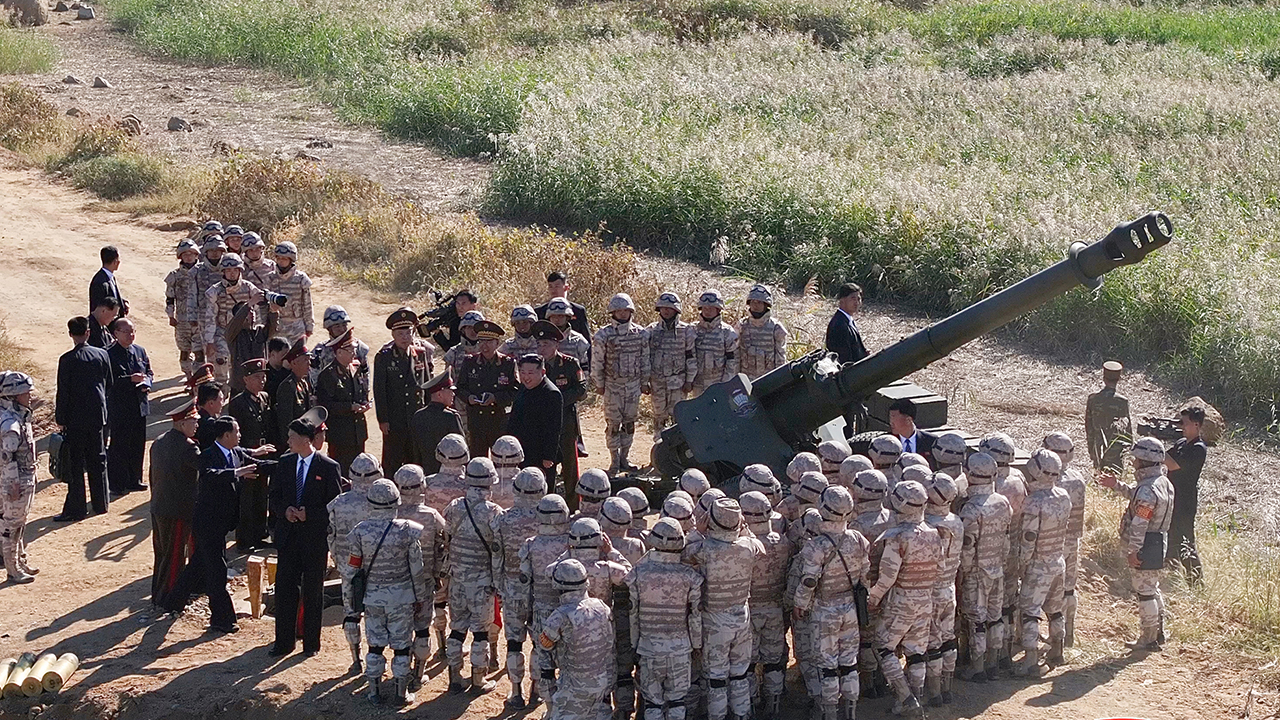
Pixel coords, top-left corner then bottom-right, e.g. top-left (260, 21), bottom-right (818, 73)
top-left (322, 305), bottom-right (351, 329)
top-left (679, 469), bottom-right (711, 499)
top-left (392, 463), bottom-right (426, 499)
top-left (933, 432), bottom-right (968, 466)
top-left (536, 494), bottom-right (571, 530)
top-left (869, 435), bottom-right (903, 468)
top-left (655, 292), bottom-right (682, 313)
top-left (577, 469), bottom-right (612, 502)
top-left (794, 471), bottom-right (830, 505)
top-left (925, 472), bottom-right (958, 509)
top-left (491, 435), bottom-right (525, 467)
top-left (1026, 448), bottom-right (1062, 490)
top-left (513, 467), bottom-right (548, 498)
top-left (600, 497), bottom-right (634, 532)
top-left (851, 469), bottom-right (888, 502)
top-left (707, 497), bottom-right (742, 533)
top-left (738, 491), bottom-right (773, 526)
top-left (510, 305), bottom-right (537, 323)
top-left (465, 457), bottom-right (498, 488)
top-left (817, 441), bottom-right (851, 475)
top-left (0, 371), bottom-right (34, 398)
top-left (349, 453), bottom-right (384, 491)
top-left (366, 479), bottom-right (401, 519)
top-left (746, 284), bottom-right (773, 305)
top-left (435, 433), bottom-right (470, 467)
top-left (964, 452), bottom-right (998, 486)
top-left (546, 297), bottom-right (573, 317)
top-left (838, 455), bottom-right (874, 487)
top-left (459, 310), bottom-right (485, 328)
top-left (698, 290), bottom-right (725, 309)
top-left (1132, 436), bottom-right (1166, 464)
top-left (978, 433), bottom-right (1017, 466)
top-left (552, 558), bottom-right (589, 593)
top-left (569, 517), bottom-right (604, 550)
top-left (888, 480), bottom-right (928, 524)
top-left (786, 452), bottom-right (822, 485)
top-left (649, 517), bottom-right (686, 553)
top-left (617, 486), bottom-right (650, 518)
top-left (818, 485), bottom-right (855, 522)
top-left (607, 293), bottom-right (636, 313)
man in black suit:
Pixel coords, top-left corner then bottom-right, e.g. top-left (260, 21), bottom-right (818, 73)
top-left (825, 283), bottom-right (870, 435)
top-left (178, 416), bottom-right (274, 633)
top-left (505, 353), bottom-right (563, 472)
top-left (89, 245), bottom-right (128, 318)
top-left (534, 271), bottom-right (591, 340)
top-left (88, 297), bottom-right (119, 351)
top-left (268, 416), bottom-right (342, 656)
top-left (432, 289), bottom-right (479, 352)
top-left (106, 318), bottom-right (153, 495)
top-left (54, 316), bottom-right (113, 521)
top-left (194, 380), bottom-right (225, 451)
top-left (889, 398), bottom-right (938, 468)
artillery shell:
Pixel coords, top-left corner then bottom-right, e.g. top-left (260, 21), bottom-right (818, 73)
top-left (0, 658), bottom-right (16, 688)
top-left (22, 654), bottom-right (58, 696)
top-left (42, 653), bottom-right (80, 693)
top-left (2, 652), bottom-right (36, 699)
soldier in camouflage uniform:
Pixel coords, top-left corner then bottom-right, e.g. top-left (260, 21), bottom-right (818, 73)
top-left (501, 305), bottom-right (541, 358)
top-left (203, 253), bottom-right (264, 384)
top-left (836, 455), bottom-right (872, 493)
top-left (347, 479), bottom-right (428, 706)
top-left (328, 453), bottom-right (383, 673)
top-left (521, 494), bottom-right (574, 707)
top-left (268, 241), bottom-right (314, 343)
top-left (557, 517), bottom-right (632, 604)
top-left (186, 235), bottom-right (227, 369)
top-left (930, 432), bottom-right (968, 498)
top-left (662, 493), bottom-right (695, 534)
top-left (495, 467), bottom-right (547, 708)
top-left (685, 498), bottom-right (764, 720)
top-left (847, 469), bottom-right (891, 697)
top-left (1085, 361), bottom-right (1133, 472)
top-left (691, 291), bottom-right (738, 396)
top-left (603, 496), bottom-right (646, 719)
top-left (738, 465), bottom-right (787, 535)
top-left (817, 441), bottom-right (851, 484)
top-left (0, 372), bottom-right (37, 584)
top-left (1098, 436), bottom-right (1174, 650)
top-left (1043, 432), bottom-right (1086, 647)
top-left (957, 452), bottom-right (1011, 682)
top-left (1016, 450), bottom-right (1072, 676)
top-left (868, 435), bottom-right (903, 492)
top-left (646, 292), bottom-right (696, 440)
top-left (393, 464), bottom-right (448, 690)
top-left (547, 297), bottom-right (591, 365)
top-left (776, 453), bottom-right (821, 522)
top-left (784, 472), bottom-right (829, 545)
top-left (444, 310), bottom-right (484, 442)
top-left (593, 293), bottom-right (649, 473)
top-left (737, 285), bottom-right (788, 381)
top-left (869, 480), bottom-right (941, 716)
top-left (795, 486), bottom-right (871, 720)
top-left (575, 468), bottom-right (612, 521)
top-left (922, 472), bottom-right (963, 705)
top-left (628, 518), bottom-right (703, 720)
top-left (222, 224), bottom-right (245, 253)
top-left (426, 433), bottom-right (470, 654)
top-left (979, 432), bottom-right (1027, 673)
top-left (737, 492), bottom-right (790, 718)
top-left (540, 558), bottom-right (616, 720)
top-left (240, 232), bottom-right (275, 288)
top-left (491, 435), bottom-right (524, 510)
top-left (443, 457), bottom-right (505, 693)
top-left (785, 508), bottom-right (824, 702)
top-left (165, 240), bottom-right (201, 377)
top-left (679, 469), bottom-right (711, 507)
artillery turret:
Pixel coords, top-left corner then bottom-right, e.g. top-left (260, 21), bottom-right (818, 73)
top-left (651, 212), bottom-right (1174, 482)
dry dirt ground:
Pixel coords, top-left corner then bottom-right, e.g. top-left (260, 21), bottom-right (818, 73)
top-left (1, 12), bottom-right (1278, 720)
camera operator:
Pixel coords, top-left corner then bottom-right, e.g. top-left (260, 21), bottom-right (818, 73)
top-left (429, 289), bottom-right (478, 351)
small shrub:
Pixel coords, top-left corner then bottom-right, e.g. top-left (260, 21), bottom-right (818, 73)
top-left (0, 27), bottom-right (57, 74)
top-left (67, 153), bottom-right (168, 200)
top-left (0, 83), bottom-right (66, 154)
top-left (50, 122), bottom-right (135, 170)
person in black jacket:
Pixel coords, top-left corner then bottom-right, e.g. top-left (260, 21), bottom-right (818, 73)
top-left (1165, 405), bottom-right (1208, 584)
top-left (88, 297), bottom-right (119, 351)
top-left (505, 353), bottom-right (563, 472)
top-left (825, 283), bottom-right (870, 435)
top-left (534, 271), bottom-right (591, 340)
top-left (888, 398), bottom-right (938, 466)
top-left (431, 289), bottom-right (479, 352)
top-left (268, 416), bottom-right (342, 656)
top-left (106, 318), bottom-right (153, 495)
top-left (54, 316), bottom-right (114, 521)
top-left (88, 245), bottom-right (128, 318)
top-left (533, 321), bottom-right (585, 499)
top-left (227, 359), bottom-right (276, 552)
top-left (194, 380), bottom-right (225, 451)
top-left (315, 329), bottom-right (370, 476)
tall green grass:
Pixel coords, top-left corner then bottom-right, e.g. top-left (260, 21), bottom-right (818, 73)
top-left (0, 27), bottom-right (57, 75)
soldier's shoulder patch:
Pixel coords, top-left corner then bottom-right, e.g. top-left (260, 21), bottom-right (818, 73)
top-left (1135, 503), bottom-right (1155, 520)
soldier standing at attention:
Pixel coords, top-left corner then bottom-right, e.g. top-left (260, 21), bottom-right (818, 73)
top-left (392, 464), bottom-right (448, 692)
top-left (240, 232), bottom-right (275, 289)
top-left (922, 472), bottom-right (963, 706)
top-left (500, 305), bottom-right (541, 358)
top-left (268, 241), bottom-right (314, 344)
top-left (592, 293), bottom-right (649, 474)
top-left (1042, 432), bottom-right (1086, 647)
top-left (737, 284), bottom-right (788, 381)
top-left (227, 359), bottom-right (276, 552)
top-left (0, 372), bottom-right (37, 584)
top-left (187, 235), bottom-right (226, 368)
top-left (410, 370), bottom-right (464, 474)
top-left (646, 292), bottom-right (696, 441)
top-left (149, 399), bottom-right (201, 608)
top-left (317, 330), bottom-right (371, 476)
top-left (374, 308), bottom-right (433, 472)
top-left (165, 239), bottom-right (201, 378)
top-left (495, 468), bottom-right (548, 708)
top-left (1016, 450), bottom-right (1072, 677)
top-left (443, 458), bottom-right (505, 694)
top-left (534, 322), bottom-right (586, 501)
top-left (739, 491), bottom-right (792, 719)
top-left (1085, 361), bottom-right (1133, 472)
top-left (328, 454), bottom-right (383, 675)
top-left (957, 452), bottom-right (1011, 682)
top-left (457, 321), bottom-right (518, 460)
top-left (276, 339), bottom-right (315, 443)
top-left (203, 253), bottom-right (263, 384)
top-left (546, 298), bottom-right (591, 365)
top-left (520, 494), bottom-right (574, 708)
top-left (691, 291), bottom-right (739, 396)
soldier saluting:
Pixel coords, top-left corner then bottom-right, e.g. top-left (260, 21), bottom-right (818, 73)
top-left (374, 308), bottom-right (434, 473)
top-left (456, 320), bottom-right (518, 457)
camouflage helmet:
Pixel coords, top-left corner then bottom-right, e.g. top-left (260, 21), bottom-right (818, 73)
top-left (459, 310), bottom-right (485, 328)
top-left (964, 451), bottom-right (998, 486)
top-left (707, 497), bottom-right (743, 532)
top-left (851, 469), bottom-right (888, 502)
top-left (577, 469), bottom-right (612, 502)
top-left (741, 464), bottom-right (781, 501)
top-left (617, 486), bottom-right (650, 518)
top-left (794, 471), bottom-right (830, 505)
top-left (322, 305), bottom-right (350, 329)
top-left (349, 453), bottom-right (383, 490)
top-left (202, 220), bottom-right (224, 234)
top-left (569, 517), bottom-right (604, 550)
top-left (510, 304), bottom-right (537, 324)
top-left (698, 290), bottom-right (725, 309)
top-left (175, 239), bottom-right (199, 257)
top-left (203, 235), bottom-right (227, 253)
top-left (0, 371), bottom-right (34, 398)
top-left (1132, 436), bottom-right (1166, 464)
top-left (817, 440), bottom-right (851, 475)
top-left (746, 283), bottom-right (773, 305)
top-left (818, 485), bottom-right (855, 522)
top-left (738, 491), bottom-right (773, 526)
top-left (513, 467), bottom-right (548, 498)
top-left (224, 225), bottom-right (245, 238)
top-left (274, 241), bottom-right (299, 261)
top-left (607, 293), bottom-right (636, 314)
top-left (219, 253), bottom-right (244, 270)
top-left (786, 452), bottom-right (822, 485)
top-left (1026, 448), bottom-right (1062, 489)
top-left (868, 435), bottom-right (903, 468)
top-left (546, 297), bottom-right (573, 317)
top-left (667, 489), bottom-right (693, 505)
top-left (655, 292), bottom-right (682, 313)
top-left (465, 457), bottom-right (498, 488)
top-left (435, 433), bottom-right (470, 467)
top-left (933, 431), bottom-right (968, 466)
top-left (838, 455), bottom-right (874, 486)
top-left (898, 452), bottom-right (929, 472)
top-left (661, 493), bottom-right (694, 524)
top-left (888, 480), bottom-right (928, 523)
top-left (900, 464), bottom-right (932, 487)
top-left (1043, 431), bottom-right (1074, 461)
top-left (925, 472), bottom-right (958, 508)
top-left (801, 507), bottom-right (823, 536)
top-left (649, 517), bottom-right (686, 553)
top-left (491, 435), bottom-right (524, 466)
top-left (600, 497), bottom-right (634, 532)
top-left (552, 558), bottom-right (589, 593)
top-left (679, 469), bottom-right (711, 499)
top-left (978, 433), bottom-right (1016, 466)
top-left (695, 487), bottom-right (727, 519)
top-left (366, 478), bottom-right (401, 518)
top-left (536, 493), bottom-right (572, 530)
top-left (392, 463), bottom-right (426, 495)
top-left (240, 231), bottom-right (264, 250)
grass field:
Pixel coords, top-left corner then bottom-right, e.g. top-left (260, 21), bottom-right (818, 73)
top-left (110, 0), bottom-right (1280, 423)
top-left (0, 26), bottom-right (57, 75)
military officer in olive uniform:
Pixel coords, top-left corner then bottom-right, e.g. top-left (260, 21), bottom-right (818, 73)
top-left (226, 358), bottom-right (277, 551)
top-left (533, 321), bottom-right (586, 500)
top-left (456, 320), bottom-right (518, 458)
top-left (1085, 361), bottom-right (1133, 472)
top-left (276, 339), bottom-right (316, 448)
top-left (374, 308), bottom-right (435, 474)
top-left (317, 329), bottom-right (372, 476)
top-left (410, 370), bottom-right (464, 475)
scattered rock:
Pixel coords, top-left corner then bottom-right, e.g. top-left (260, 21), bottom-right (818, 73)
top-left (155, 220), bottom-right (200, 232)
top-left (63, 74), bottom-right (83, 85)
top-left (54, 1), bottom-right (69, 11)
top-left (211, 140), bottom-right (238, 156)
top-left (65, 107), bottom-right (87, 117)
top-left (294, 151), bottom-right (321, 162)
top-left (305, 137), bottom-right (333, 149)
top-left (190, 118), bottom-right (211, 128)
top-left (118, 115), bottom-right (143, 136)
top-left (159, 84), bottom-right (171, 89)
top-left (76, 6), bottom-right (95, 19)
top-left (91, 76), bottom-right (111, 89)
top-left (70, 1), bottom-right (82, 8)
top-left (167, 116), bottom-right (192, 132)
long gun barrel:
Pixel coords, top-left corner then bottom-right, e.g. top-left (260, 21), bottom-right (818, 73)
top-left (655, 212), bottom-right (1174, 481)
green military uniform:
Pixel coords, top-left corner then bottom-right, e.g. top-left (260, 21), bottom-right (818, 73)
top-left (276, 374), bottom-right (314, 446)
top-left (373, 308), bottom-right (434, 474)
top-left (410, 370), bottom-right (464, 475)
top-left (317, 330), bottom-right (369, 477)
top-left (456, 321), bottom-right (517, 458)
top-left (226, 359), bottom-right (273, 551)
top-left (1085, 361), bottom-right (1132, 472)
top-left (546, 352), bottom-right (585, 500)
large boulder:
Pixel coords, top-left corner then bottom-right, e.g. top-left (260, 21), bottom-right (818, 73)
top-left (3, 0), bottom-right (50, 25)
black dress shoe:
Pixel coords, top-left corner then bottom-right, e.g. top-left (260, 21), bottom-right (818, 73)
top-left (209, 622), bottom-right (239, 634)
top-left (303, 650), bottom-right (319, 658)
top-left (268, 645), bottom-right (294, 657)
top-left (52, 514), bottom-right (86, 522)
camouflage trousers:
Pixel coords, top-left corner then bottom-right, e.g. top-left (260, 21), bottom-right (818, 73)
top-left (813, 601), bottom-right (862, 705)
top-left (928, 583), bottom-right (958, 675)
top-left (638, 652), bottom-right (693, 720)
top-left (208, 336), bottom-right (231, 384)
top-left (548, 675), bottom-right (611, 720)
top-left (447, 577), bottom-right (495, 671)
top-left (277, 319), bottom-right (308, 345)
top-left (174, 321), bottom-right (196, 375)
top-left (1064, 538), bottom-right (1080, 643)
top-left (1132, 569), bottom-right (1163, 632)
top-left (615, 589), bottom-right (638, 714)
top-left (702, 607), bottom-right (753, 720)
top-left (340, 576), bottom-right (364, 654)
top-left (604, 380), bottom-right (643, 452)
top-left (365, 602), bottom-right (415, 681)
top-left (504, 576), bottom-right (533, 690)
top-left (875, 589), bottom-right (933, 695)
top-left (1, 474), bottom-right (34, 577)
top-left (533, 603), bottom-right (558, 698)
top-left (1019, 558), bottom-right (1065, 651)
top-left (960, 570), bottom-right (1004, 667)
top-left (793, 610), bottom-right (821, 697)
top-left (1002, 548), bottom-right (1021, 650)
top-left (650, 384), bottom-right (686, 440)
top-left (412, 578), bottom-right (437, 662)
top-left (750, 602), bottom-right (787, 699)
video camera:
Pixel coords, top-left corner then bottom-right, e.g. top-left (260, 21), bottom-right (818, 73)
top-left (417, 289), bottom-right (459, 339)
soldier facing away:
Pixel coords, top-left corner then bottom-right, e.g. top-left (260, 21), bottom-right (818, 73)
top-left (328, 454), bottom-right (383, 674)
top-left (392, 463), bottom-right (448, 691)
top-left (540, 559), bottom-right (616, 720)
top-left (1016, 450), bottom-right (1073, 677)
